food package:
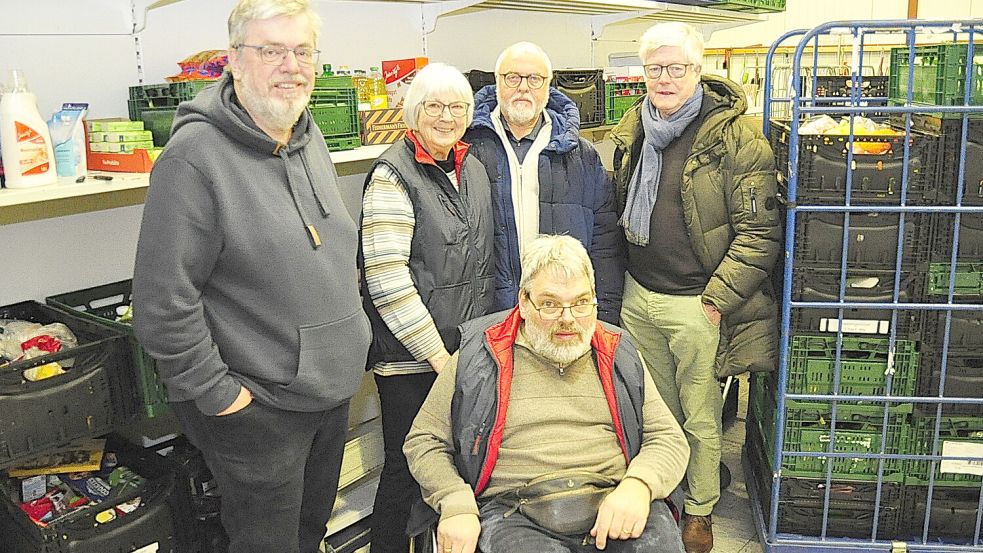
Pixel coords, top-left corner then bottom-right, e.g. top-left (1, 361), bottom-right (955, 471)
top-left (168, 49), bottom-right (229, 82)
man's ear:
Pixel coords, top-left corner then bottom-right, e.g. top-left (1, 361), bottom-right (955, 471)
top-left (227, 47), bottom-right (241, 80)
top-left (517, 290), bottom-right (529, 319)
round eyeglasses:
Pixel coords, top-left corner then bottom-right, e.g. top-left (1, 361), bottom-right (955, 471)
top-left (236, 44), bottom-right (321, 67)
top-left (643, 63), bottom-right (694, 80)
top-left (526, 297), bottom-right (598, 320)
top-left (500, 72), bottom-right (547, 89)
top-left (422, 100), bottom-right (470, 118)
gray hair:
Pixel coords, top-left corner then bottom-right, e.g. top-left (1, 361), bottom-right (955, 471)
top-left (519, 235), bottom-right (595, 295)
top-left (637, 22), bottom-right (704, 67)
top-left (495, 42), bottom-right (553, 82)
top-left (228, 0), bottom-right (322, 47)
top-left (402, 63), bottom-right (475, 130)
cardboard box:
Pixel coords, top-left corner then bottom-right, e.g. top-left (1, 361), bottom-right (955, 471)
top-left (359, 108), bottom-right (407, 145)
top-left (381, 57), bottom-right (428, 108)
top-left (86, 149), bottom-right (155, 172)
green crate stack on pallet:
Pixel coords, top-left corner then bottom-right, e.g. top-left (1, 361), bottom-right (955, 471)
top-left (605, 78), bottom-right (645, 125)
top-left (310, 74), bottom-right (361, 151)
top-left (888, 44), bottom-right (983, 117)
top-left (128, 80), bottom-right (218, 146)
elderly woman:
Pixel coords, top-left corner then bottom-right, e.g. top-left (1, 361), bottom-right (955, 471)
top-left (360, 62), bottom-right (495, 553)
top-left (609, 22), bottom-right (781, 553)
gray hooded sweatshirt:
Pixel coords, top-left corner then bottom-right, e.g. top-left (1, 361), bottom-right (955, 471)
top-left (133, 73), bottom-right (371, 416)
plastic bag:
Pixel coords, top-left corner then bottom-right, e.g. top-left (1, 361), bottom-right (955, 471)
top-left (0, 320), bottom-right (79, 381)
top-left (167, 50), bottom-right (228, 82)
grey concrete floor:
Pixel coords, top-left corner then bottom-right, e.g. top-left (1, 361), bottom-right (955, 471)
top-left (712, 373), bottom-right (766, 553)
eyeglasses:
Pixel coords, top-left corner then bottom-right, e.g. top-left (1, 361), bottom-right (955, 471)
top-left (500, 72), bottom-right (547, 89)
top-left (422, 100), bottom-right (470, 118)
top-left (526, 296), bottom-right (597, 320)
top-left (643, 63), bottom-right (693, 79)
top-left (236, 44), bottom-right (321, 67)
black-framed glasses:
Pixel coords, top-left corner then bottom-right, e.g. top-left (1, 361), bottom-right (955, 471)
top-left (235, 44), bottom-right (321, 67)
top-left (500, 72), bottom-right (547, 89)
top-left (422, 100), bottom-right (470, 118)
top-left (644, 63), bottom-right (693, 79)
top-left (526, 296), bottom-right (597, 320)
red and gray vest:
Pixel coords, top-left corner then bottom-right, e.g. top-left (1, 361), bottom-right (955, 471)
top-left (449, 308), bottom-right (646, 495)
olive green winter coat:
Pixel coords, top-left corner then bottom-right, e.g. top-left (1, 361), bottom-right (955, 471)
top-left (609, 74), bottom-right (782, 377)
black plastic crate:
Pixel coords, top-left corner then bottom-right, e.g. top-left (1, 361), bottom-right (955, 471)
top-left (771, 120), bottom-right (942, 205)
top-left (151, 436), bottom-right (227, 552)
top-left (890, 114), bottom-right (983, 207)
top-left (46, 280), bottom-right (168, 419)
top-left (903, 485), bottom-right (982, 543)
top-left (552, 69), bottom-right (604, 129)
top-left (0, 434), bottom-right (197, 553)
top-left (931, 212), bottom-right (983, 264)
top-left (790, 268), bottom-right (927, 339)
top-left (0, 302), bottom-right (138, 470)
top-left (802, 75), bottom-right (889, 118)
top-left (324, 517), bottom-right (371, 553)
top-left (915, 350), bottom-right (983, 417)
top-left (921, 310), bottom-right (983, 353)
top-left (793, 211), bottom-right (935, 271)
top-left (465, 69), bottom-right (495, 94)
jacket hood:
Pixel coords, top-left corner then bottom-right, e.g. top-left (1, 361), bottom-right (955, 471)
top-left (172, 72), bottom-right (317, 155)
top-left (470, 84), bottom-right (581, 154)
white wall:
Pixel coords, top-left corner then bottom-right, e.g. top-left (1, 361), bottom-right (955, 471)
top-left (2, 0), bottom-right (983, 306)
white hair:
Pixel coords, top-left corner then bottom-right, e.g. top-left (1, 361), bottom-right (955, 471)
top-left (228, 0), bottom-right (322, 46)
top-left (519, 235), bottom-right (595, 295)
top-left (401, 63), bottom-right (475, 130)
top-left (495, 42), bottom-right (553, 81)
top-left (637, 22), bottom-right (704, 67)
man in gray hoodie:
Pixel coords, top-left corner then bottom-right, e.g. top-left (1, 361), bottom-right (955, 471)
top-left (132, 1), bottom-right (370, 552)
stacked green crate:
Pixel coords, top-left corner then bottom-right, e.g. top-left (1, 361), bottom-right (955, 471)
top-left (889, 44), bottom-right (983, 118)
top-left (128, 80), bottom-right (218, 146)
top-left (711, 0), bottom-right (786, 13)
top-left (927, 262), bottom-right (983, 297)
top-left (310, 74), bottom-right (361, 151)
top-left (908, 413), bottom-right (983, 487)
top-left (605, 80), bottom-right (645, 125)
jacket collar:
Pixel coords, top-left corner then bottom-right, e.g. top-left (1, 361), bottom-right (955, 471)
top-left (470, 85), bottom-right (581, 154)
top-left (404, 129), bottom-right (471, 173)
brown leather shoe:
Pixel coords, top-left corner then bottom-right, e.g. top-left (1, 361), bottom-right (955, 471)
top-left (682, 514), bottom-right (713, 553)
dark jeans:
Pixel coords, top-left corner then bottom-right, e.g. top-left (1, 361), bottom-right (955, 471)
top-left (172, 398), bottom-right (349, 553)
top-left (477, 496), bottom-right (685, 553)
top-left (370, 372), bottom-right (437, 553)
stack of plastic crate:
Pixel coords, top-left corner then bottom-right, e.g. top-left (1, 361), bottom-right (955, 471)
top-left (309, 74), bottom-right (361, 151)
top-left (604, 77), bottom-right (645, 125)
top-left (128, 80), bottom-right (218, 146)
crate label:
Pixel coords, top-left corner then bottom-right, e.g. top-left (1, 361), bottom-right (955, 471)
top-left (133, 544), bottom-right (158, 553)
top-left (819, 317), bottom-right (888, 334)
top-left (940, 441), bottom-right (983, 476)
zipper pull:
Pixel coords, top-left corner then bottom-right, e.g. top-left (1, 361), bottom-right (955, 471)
top-left (750, 187), bottom-right (758, 215)
top-left (503, 499), bottom-right (525, 518)
top-left (471, 433), bottom-right (482, 455)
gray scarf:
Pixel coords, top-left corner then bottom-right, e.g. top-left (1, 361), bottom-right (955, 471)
top-left (620, 85), bottom-right (704, 246)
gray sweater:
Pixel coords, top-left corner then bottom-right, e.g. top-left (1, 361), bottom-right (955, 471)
top-left (133, 73), bottom-right (371, 415)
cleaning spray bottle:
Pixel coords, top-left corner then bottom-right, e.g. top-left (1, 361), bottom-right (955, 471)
top-left (0, 70), bottom-right (57, 188)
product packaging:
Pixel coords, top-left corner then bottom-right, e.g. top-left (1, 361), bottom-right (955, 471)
top-left (381, 57), bottom-right (428, 108)
top-left (47, 103), bottom-right (89, 179)
top-left (0, 69), bottom-right (57, 187)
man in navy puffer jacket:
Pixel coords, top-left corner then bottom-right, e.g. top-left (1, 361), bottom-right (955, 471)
top-left (465, 42), bottom-right (625, 324)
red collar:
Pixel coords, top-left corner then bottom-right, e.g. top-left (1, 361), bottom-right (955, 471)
top-left (404, 129), bottom-right (470, 171)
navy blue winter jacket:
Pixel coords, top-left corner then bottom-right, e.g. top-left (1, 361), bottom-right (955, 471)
top-left (465, 85), bottom-right (626, 324)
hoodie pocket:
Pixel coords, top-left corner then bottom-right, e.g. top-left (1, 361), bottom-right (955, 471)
top-left (283, 309), bottom-right (371, 404)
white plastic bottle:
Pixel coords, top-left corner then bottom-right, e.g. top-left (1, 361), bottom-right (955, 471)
top-left (0, 70), bottom-right (57, 188)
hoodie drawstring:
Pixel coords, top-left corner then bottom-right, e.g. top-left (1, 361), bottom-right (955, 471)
top-left (278, 146), bottom-right (323, 249)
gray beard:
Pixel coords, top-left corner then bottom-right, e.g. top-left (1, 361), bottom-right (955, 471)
top-left (239, 80), bottom-right (309, 135)
top-left (522, 320), bottom-right (592, 367)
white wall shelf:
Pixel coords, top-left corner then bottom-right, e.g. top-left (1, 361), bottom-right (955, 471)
top-left (358, 0), bottom-right (762, 37)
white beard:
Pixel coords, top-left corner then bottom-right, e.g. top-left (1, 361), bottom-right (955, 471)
top-left (239, 77), bottom-right (310, 133)
top-left (500, 93), bottom-right (543, 127)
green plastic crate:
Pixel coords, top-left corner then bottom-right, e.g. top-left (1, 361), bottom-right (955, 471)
top-left (760, 400), bottom-right (913, 481)
top-left (605, 81), bottom-right (645, 125)
top-left (908, 414), bottom-right (983, 487)
top-left (46, 280), bottom-right (168, 419)
top-left (927, 262), bottom-right (983, 296)
top-left (889, 44), bottom-right (983, 116)
top-left (325, 134), bottom-right (361, 152)
top-left (138, 107), bottom-right (178, 147)
top-left (314, 75), bottom-right (355, 89)
top-left (713, 0), bottom-right (785, 13)
top-left (128, 80), bottom-right (217, 121)
top-left (310, 88), bottom-right (359, 137)
top-left (787, 335), bottom-right (919, 397)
